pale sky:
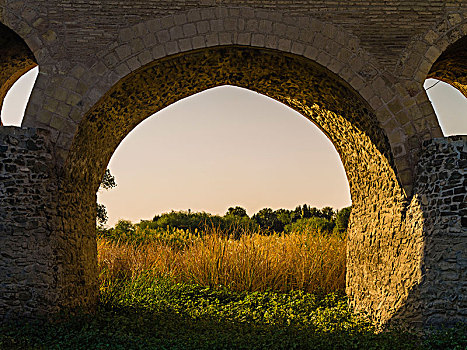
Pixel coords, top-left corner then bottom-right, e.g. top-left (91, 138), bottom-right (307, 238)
top-left (1, 68), bottom-right (466, 226)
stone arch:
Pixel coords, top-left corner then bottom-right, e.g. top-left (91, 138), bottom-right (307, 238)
top-left (0, 3), bottom-right (54, 65)
top-left (0, 5), bottom-right (57, 129)
top-left (395, 13), bottom-right (467, 137)
top-left (0, 4), bottom-right (463, 330)
top-left (21, 7), bottom-right (419, 195)
top-left (0, 21), bottom-right (37, 125)
top-left (408, 14), bottom-right (467, 87)
top-left (53, 45), bottom-right (425, 327)
top-left (427, 34), bottom-right (467, 99)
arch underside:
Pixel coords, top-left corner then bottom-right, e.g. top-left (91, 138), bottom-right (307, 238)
top-left (68, 46), bottom-right (399, 198)
top-left (427, 35), bottom-right (467, 98)
top-left (54, 46), bottom-right (426, 326)
top-left (0, 22), bottom-right (37, 121)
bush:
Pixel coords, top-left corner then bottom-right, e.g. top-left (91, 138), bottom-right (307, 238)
top-left (335, 206), bottom-right (351, 233)
top-left (285, 217), bottom-right (336, 235)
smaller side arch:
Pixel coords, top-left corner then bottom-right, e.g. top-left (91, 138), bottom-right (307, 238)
top-left (426, 34), bottom-right (467, 98)
top-left (0, 3), bottom-right (57, 130)
top-left (390, 13), bottom-right (467, 161)
top-left (396, 13), bottom-right (467, 85)
top-left (0, 22), bottom-right (37, 125)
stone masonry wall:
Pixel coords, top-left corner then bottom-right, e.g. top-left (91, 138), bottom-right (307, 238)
top-left (415, 137), bottom-right (467, 326)
top-left (347, 136), bottom-right (467, 329)
top-left (3, 0), bottom-right (464, 68)
top-left (1, 2), bottom-right (464, 197)
top-left (1, 2), bottom-right (464, 192)
top-left (0, 127), bottom-right (60, 321)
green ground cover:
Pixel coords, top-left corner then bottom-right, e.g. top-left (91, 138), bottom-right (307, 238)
top-left (1, 275), bottom-right (465, 350)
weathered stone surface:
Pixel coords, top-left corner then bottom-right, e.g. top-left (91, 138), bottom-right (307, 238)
top-left (0, 127), bottom-right (60, 320)
top-left (413, 137), bottom-right (467, 326)
top-left (2, 2), bottom-right (463, 189)
top-left (348, 136), bottom-right (467, 329)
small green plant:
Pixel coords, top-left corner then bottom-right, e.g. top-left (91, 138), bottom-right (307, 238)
top-left (96, 169), bottom-right (117, 227)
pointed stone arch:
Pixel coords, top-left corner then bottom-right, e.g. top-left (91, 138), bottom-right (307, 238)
top-left (51, 45), bottom-right (428, 327)
top-left (21, 7), bottom-right (420, 195)
top-left (395, 13), bottom-right (467, 137)
top-left (426, 33), bottom-right (467, 98)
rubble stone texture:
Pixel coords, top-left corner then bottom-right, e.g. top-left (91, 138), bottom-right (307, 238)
top-left (0, 1), bottom-right (466, 330)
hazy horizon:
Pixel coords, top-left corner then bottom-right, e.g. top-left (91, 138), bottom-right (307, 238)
top-left (1, 68), bottom-right (466, 226)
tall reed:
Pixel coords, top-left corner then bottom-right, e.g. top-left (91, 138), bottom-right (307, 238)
top-left (98, 229), bottom-right (346, 294)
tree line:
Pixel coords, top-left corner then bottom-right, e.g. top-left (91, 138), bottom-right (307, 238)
top-left (149, 205), bottom-right (350, 234)
top-left (97, 170), bottom-right (351, 239)
top-left (100, 205), bottom-right (351, 242)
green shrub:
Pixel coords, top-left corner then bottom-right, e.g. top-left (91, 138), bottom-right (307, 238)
top-left (335, 206), bottom-right (352, 233)
top-left (285, 217), bottom-right (336, 235)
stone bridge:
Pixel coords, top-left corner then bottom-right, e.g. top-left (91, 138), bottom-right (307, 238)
top-left (0, 1), bottom-right (466, 330)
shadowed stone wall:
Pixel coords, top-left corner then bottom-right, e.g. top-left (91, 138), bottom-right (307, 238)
top-left (348, 136), bottom-right (467, 328)
top-left (0, 127), bottom-right (59, 319)
top-left (414, 137), bottom-right (466, 325)
top-left (0, 127), bottom-right (98, 320)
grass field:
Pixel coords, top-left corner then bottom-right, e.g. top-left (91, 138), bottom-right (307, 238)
top-left (0, 229), bottom-right (465, 349)
top-left (98, 230), bottom-right (346, 294)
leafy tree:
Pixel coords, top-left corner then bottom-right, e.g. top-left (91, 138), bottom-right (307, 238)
top-left (100, 169), bottom-right (117, 190)
top-left (335, 206), bottom-right (352, 233)
top-left (301, 204), bottom-right (311, 218)
top-left (114, 219), bottom-right (135, 235)
top-left (97, 169), bottom-right (117, 226)
top-left (152, 211), bottom-right (222, 232)
top-left (309, 207), bottom-right (321, 218)
top-left (294, 205), bottom-right (320, 219)
top-left (97, 204), bottom-right (108, 226)
top-left (321, 206), bottom-right (336, 221)
top-left (274, 208), bottom-right (294, 227)
top-left (225, 206), bottom-right (248, 218)
top-left (99, 219), bottom-right (136, 241)
top-left (252, 208), bottom-right (284, 233)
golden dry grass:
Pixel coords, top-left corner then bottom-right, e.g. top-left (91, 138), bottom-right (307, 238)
top-left (98, 231), bottom-right (346, 294)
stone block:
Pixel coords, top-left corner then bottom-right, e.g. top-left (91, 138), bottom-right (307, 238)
top-left (196, 21), bottom-right (210, 34)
